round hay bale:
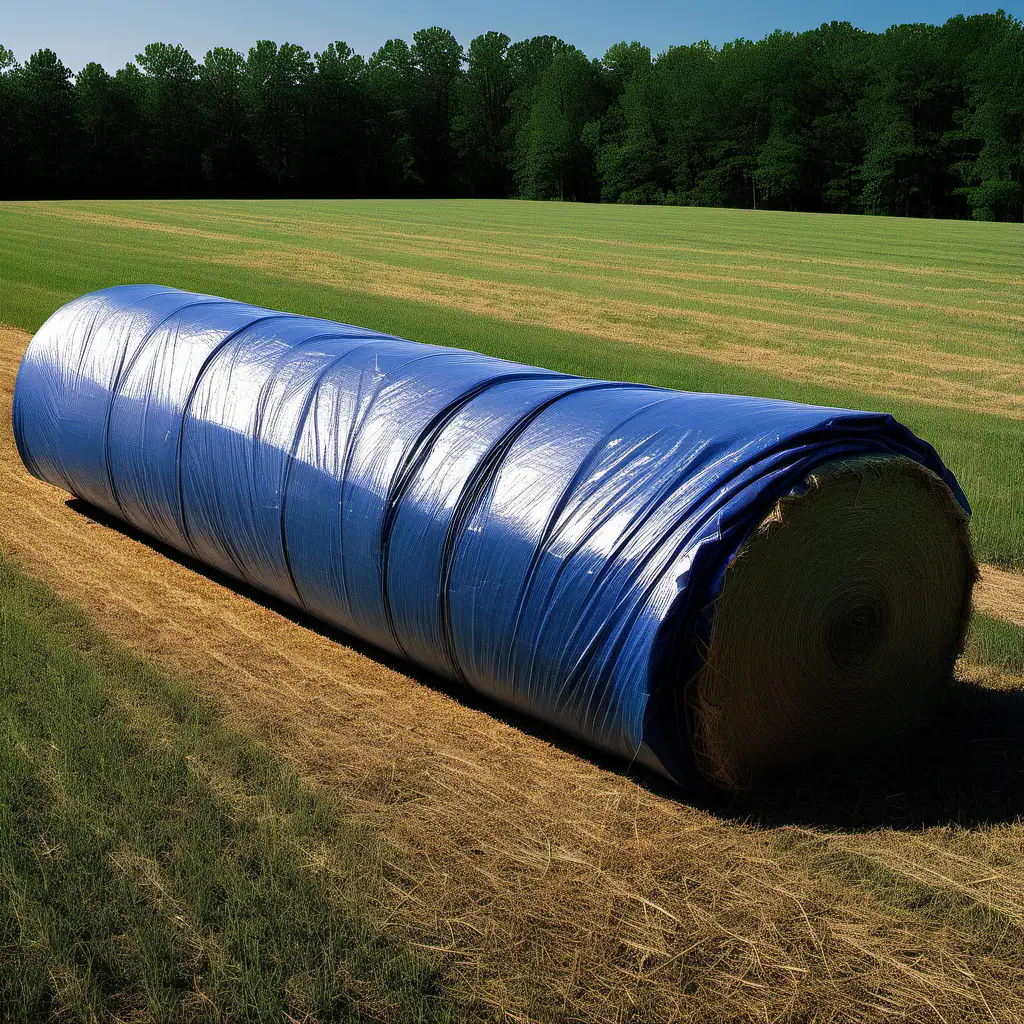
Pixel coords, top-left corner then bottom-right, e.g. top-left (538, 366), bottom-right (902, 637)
top-left (15, 286), bottom-right (979, 792)
top-left (689, 455), bottom-right (977, 792)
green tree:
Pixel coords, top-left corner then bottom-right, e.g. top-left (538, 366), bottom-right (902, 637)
top-left (506, 34), bottom-right (573, 89)
top-left (586, 42), bottom-right (663, 203)
top-left (960, 14), bottom-right (1024, 219)
top-left (454, 31), bottom-right (514, 196)
top-left (409, 27), bottom-right (464, 195)
top-left (10, 49), bottom-right (78, 197)
top-left (602, 40), bottom-right (652, 92)
top-left (802, 22), bottom-right (870, 212)
top-left (505, 35), bottom-right (573, 173)
top-left (109, 64), bottom-right (152, 192)
top-left (198, 47), bottom-right (251, 193)
top-left (683, 38), bottom-right (768, 208)
top-left (242, 40), bottom-right (313, 191)
top-left (75, 59), bottom-right (144, 195)
top-left (365, 38), bottom-right (418, 191)
top-left (755, 103), bottom-right (808, 209)
top-left (0, 45), bottom-right (18, 195)
top-left (307, 42), bottom-right (371, 196)
top-left (135, 43), bottom-right (203, 194)
top-left (655, 42), bottom-right (719, 203)
top-left (515, 48), bottom-right (605, 200)
top-left (855, 19), bottom-right (984, 217)
top-left (748, 32), bottom-right (817, 210)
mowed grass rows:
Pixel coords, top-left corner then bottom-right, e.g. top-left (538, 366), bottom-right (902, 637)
top-left (0, 200), bottom-right (1023, 1023)
top-left (0, 198), bottom-right (1021, 567)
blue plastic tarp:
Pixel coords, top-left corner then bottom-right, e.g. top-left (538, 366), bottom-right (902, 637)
top-left (12, 285), bottom-right (969, 782)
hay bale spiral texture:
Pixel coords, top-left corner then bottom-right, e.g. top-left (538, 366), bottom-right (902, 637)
top-left (691, 456), bottom-right (975, 791)
top-left (13, 286), bottom-right (975, 790)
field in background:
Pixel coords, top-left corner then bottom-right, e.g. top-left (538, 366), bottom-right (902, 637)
top-left (1, 200), bottom-right (1024, 1022)
top-left (0, 198), bottom-right (1021, 569)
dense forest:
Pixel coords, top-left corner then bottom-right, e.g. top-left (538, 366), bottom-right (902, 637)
top-left (0, 12), bottom-right (1022, 220)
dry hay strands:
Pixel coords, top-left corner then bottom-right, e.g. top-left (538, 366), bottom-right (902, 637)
top-left (689, 455), bottom-right (977, 793)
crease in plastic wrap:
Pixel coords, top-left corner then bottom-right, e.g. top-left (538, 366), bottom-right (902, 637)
top-left (12, 286), bottom-right (970, 783)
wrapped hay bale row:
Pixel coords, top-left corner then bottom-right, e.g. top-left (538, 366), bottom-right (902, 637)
top-left (12, 285), bottom-right (976, 790)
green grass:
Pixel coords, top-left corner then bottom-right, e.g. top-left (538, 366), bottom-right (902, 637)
top-left (0, 199), bottom-right (1020, 568)
top-left (0, 557), bottom-right (473, 1023)
top-left (964, 612), bottom-right (1024, 676)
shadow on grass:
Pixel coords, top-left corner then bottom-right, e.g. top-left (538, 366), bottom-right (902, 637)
top-left (68, 497), bottom-right (1024, 835)
top-left (721, 680), bottom-right (1024, 832)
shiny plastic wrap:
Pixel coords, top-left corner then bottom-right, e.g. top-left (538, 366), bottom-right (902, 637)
top-left (12, 286), bottom-right (970, 782)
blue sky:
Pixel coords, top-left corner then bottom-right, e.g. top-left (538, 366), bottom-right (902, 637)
top-left (3, 0), bottom-right (1020, 71)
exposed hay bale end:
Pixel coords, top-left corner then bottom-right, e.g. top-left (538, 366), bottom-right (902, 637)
top-left (691, 455), bottom-right (977, 793)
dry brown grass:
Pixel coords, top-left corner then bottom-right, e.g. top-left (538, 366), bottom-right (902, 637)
top-left (975, 565), bottom-right (1024, 629)
top-left (216, 249), bottom-right (1024, 419)
top-left (4, 321), bottom-right (1024, 1022)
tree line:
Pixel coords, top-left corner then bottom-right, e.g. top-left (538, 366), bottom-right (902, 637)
top-left (1, 12), bottom-right (1022, 220)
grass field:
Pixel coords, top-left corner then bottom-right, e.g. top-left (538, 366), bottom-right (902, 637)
top-left (0, 198), bottom-right (1021, 569)
top-left (0, 558), bottom-right (471, 1022)
top-left (1, 199), bottom-right (1023, 1022)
